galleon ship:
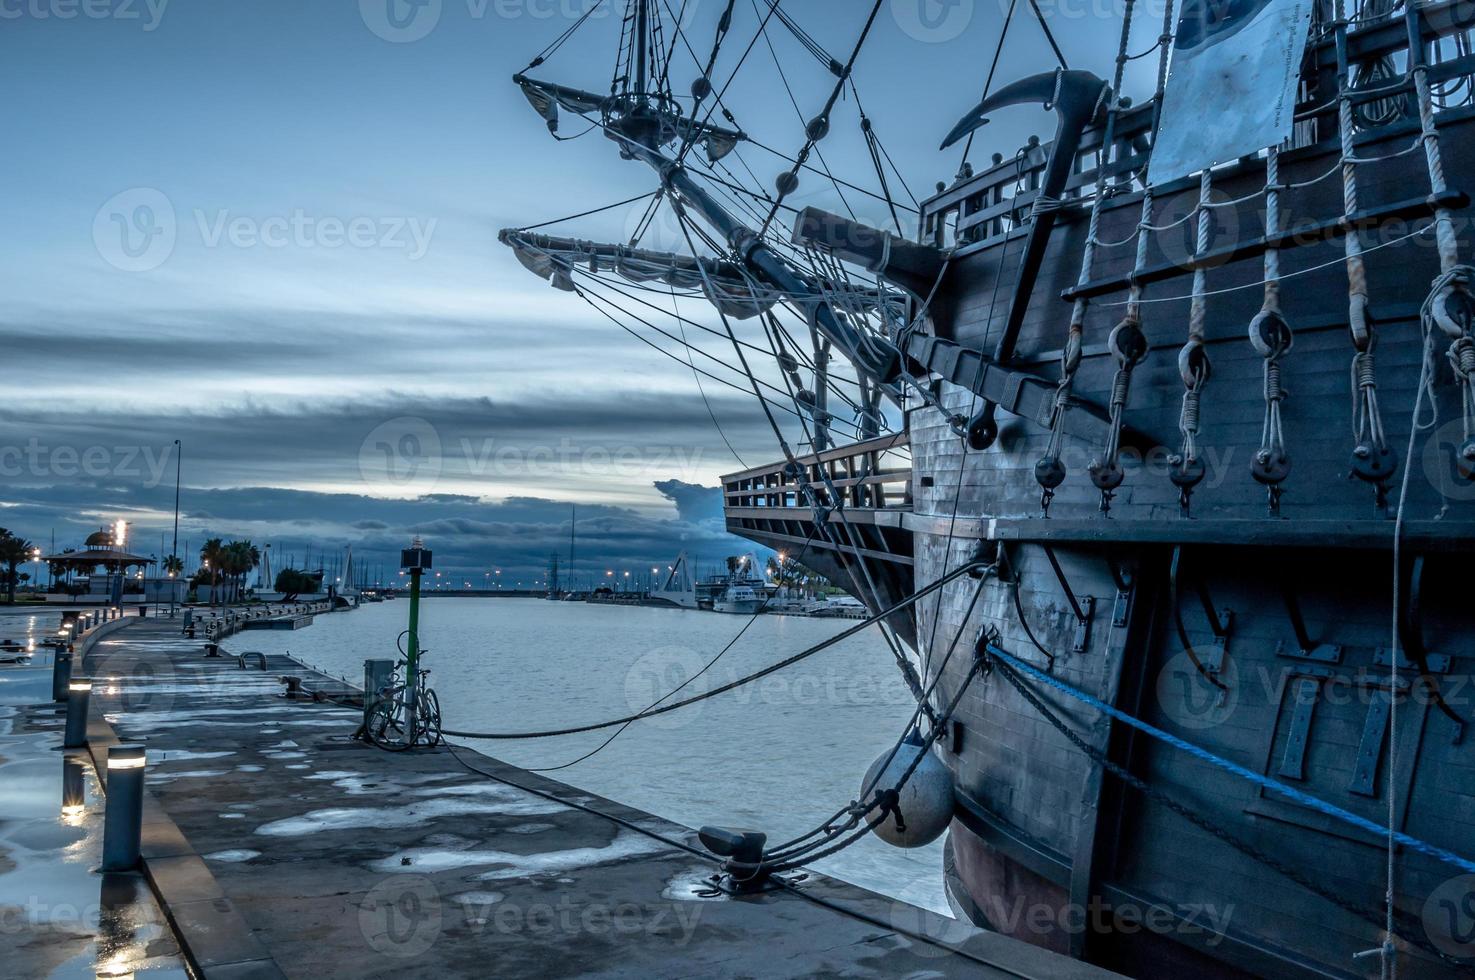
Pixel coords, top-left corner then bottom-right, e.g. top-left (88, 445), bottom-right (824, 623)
top-left (500, 0), bottom-right (1475, 975)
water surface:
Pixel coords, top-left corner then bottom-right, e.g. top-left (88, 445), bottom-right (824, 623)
top-left (235, 597), bottom-right (948, 912)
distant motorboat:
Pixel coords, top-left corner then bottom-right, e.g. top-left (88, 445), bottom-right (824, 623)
top-left (805, 595), bottom-right (868, 619)
top-left (713, 583), bottom-right (764, 615)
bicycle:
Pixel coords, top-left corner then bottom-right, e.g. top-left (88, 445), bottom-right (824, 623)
top-left (364, 637), bottom-right (443, 750)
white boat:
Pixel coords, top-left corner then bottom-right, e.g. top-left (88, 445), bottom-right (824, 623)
top-left (712, 584), bottom-right (764, 615)
top-left (805, 595), bottom-right (868, 619)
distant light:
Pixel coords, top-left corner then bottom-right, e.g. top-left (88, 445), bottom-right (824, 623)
top-left (69, 680), bottom-right (93, 692)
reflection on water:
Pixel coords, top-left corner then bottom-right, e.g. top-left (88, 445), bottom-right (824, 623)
top-left (0, 667), bottom-right (189, 979)
top-left (235, 597), bottom-right (949, 913)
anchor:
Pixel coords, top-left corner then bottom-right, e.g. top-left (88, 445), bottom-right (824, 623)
top-left (939, 68), bottom-right (1110, 450)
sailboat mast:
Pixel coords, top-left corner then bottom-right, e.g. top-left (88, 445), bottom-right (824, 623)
top-left (633, 0), bottom-right (648, 103)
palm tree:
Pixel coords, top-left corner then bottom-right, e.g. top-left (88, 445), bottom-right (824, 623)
top-left (222, 541), bottom-right (259, 601)
top-left (162, 555), bottom-right (184, 578)
top-left (0, 529), bottom-right (34, 604)
top-left (199, 538), bottom-right (226, 605)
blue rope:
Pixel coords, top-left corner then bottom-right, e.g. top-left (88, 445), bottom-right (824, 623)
top-left (985, 644), bottom-right (1475, 876)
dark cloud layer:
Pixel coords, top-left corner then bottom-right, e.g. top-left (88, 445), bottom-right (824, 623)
top-left (0, 477), bottom-right (745, 587)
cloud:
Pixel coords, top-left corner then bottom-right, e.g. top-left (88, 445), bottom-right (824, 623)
top-left (0, 476), bottom-right (750, 585)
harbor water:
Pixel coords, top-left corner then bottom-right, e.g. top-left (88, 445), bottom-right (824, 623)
top-left (235, 598), bottom-right (949, 913)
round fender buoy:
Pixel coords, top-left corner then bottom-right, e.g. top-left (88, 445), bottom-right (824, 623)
top-left (861, 732), bottom-right (954, 849)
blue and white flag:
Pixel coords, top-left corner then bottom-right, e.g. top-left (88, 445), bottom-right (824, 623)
top-left (1149, 0), bottom-right (1315, 186)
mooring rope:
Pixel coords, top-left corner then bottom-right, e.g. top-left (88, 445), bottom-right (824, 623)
top-left (441, 559), bottom-right (987, 741)
top-left (982, 642), bottom-right (1475, 876)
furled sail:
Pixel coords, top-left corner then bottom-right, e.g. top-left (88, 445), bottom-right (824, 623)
top-left (499, 229), bottom-right (778, 317)
top-left (500, 229), bottom-right (904, 323)
top-left (514, 74), bottom-right (746, 164)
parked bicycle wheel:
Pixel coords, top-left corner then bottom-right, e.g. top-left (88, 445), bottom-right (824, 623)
top-left (417, 688), bottom-right (443, 746)
top-left (365, 695), bottom-right (414, 752)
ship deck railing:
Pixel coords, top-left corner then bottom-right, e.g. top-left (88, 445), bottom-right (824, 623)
top-left (921, 0), bottom-right (1475, 256)
top-left (721, 432), bottom-right (915, 572)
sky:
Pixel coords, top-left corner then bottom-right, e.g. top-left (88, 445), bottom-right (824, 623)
top-left (0, 0), bottom-right (1161, 584)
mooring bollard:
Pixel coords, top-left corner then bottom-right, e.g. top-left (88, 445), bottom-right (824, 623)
top-left (102, 745), bottom-right (146, 871)
top-left (363, 659), bottom-right (395, 734)
top-left (64, 677), bottom-right (92, 749)
top-left (52, 650), bottom-right (74, 703)
top-left (282, 675), bottom-right (303, 700)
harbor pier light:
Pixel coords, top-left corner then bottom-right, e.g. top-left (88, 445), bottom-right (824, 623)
top-left (102, 745), bottom-right (147, 871)
top-left (61, 752), bottom-right (86, 818)
top-left (52, 649), bottom-right (74, 702)
top-left (64, 677), bottom-right (93, 748)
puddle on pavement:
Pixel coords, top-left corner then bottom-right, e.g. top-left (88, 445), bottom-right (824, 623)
top-left (0, 666), bottom-right (189, 979)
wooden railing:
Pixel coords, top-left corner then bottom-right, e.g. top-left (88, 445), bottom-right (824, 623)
top-left (920, 1), bottom-right (1475, 252)
top-left (721, 432), bottom-right (911, 514)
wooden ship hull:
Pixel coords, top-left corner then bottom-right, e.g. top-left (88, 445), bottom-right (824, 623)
top-left (723, 4), bottom-right (1475, 977)
top-left (497, 0), bottom-right (1475, 972)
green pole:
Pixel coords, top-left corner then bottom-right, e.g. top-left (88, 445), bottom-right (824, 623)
top-left (405, 566), bottom-right (422, 740)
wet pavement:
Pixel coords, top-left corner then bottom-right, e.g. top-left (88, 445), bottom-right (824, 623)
top-left (28, 616), bottom-right (1119, 979)
top-left (0, 666), bottom-right (189, 980)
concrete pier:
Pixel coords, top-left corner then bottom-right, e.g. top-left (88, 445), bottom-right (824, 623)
top-left (57, 618), bottom-right (1118, 978)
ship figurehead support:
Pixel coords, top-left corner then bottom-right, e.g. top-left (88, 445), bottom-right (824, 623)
top-left (938, 68), bottom-right (1110, 453)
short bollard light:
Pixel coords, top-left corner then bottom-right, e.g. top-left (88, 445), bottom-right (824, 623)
top-left (61, 753), bottom-right (86, 819)
top-left (64, 677), bottom-right (92, 749)
top-left (52, 650), bottom-right (74, 703)
top-left (102, 745), bottom-right (146, 872)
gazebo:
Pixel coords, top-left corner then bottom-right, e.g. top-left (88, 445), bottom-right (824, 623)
top-left (44, 527), bottom-right (155, 585)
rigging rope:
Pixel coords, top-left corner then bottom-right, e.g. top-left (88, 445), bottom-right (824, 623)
top-left (759, 0), bottom-right (887, 235)
top-left (522, 521), bottom-right (822, 772)
top-left (1250, 146), bottom-right (1294, 516)
top-left (1335, 0), bottom-right (1397, 512)
top-left (1169, 170), bottom-right (1214, 516)
top-left (1039, 0), bottom-right (1138, 514)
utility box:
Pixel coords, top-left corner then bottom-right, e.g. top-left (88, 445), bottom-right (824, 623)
top-left (363, 659), bottom-right (396, 733)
